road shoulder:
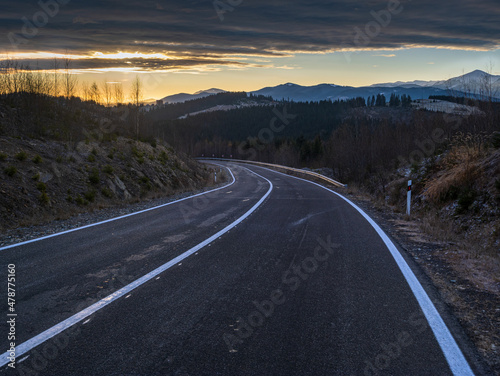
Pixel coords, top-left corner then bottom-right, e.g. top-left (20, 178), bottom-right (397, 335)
top-left (338, 189), bottom-right (497, 376)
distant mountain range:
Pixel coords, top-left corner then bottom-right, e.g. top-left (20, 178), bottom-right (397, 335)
top-left (159, 70), bottom-right (500, 104)
top-left (369, 70), bottom-right (500, 91)
top-left (251, 82), bottom-right (455, 103)
top-left (251, 70), bottom-right (500, 102)
top-left (161, 88), bottom-right (227, 104)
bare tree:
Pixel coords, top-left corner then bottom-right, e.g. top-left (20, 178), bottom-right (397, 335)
top-left (89, 81), bottom-right (101, 103)
top-left (0, 60), bottom-right (6, 95)
top-left (63, 57), bottom-right (77, 98)
top-left (81, 81), bottom-right (90, 102)
top-left (4, 58), bottom-right (20, 94)
top-left (131, 75), bottom-right (143, 106)
top-left (130, 75), bottom-right (143, 139)
top-left (53, 57), bottom-right (60, 97)
top-left (29, 62), bottom-right (50, 95)
top-left (113, 83), bottom-right (124, 105)
top-left (102, 80), bottom-right (112, 106)
top-left (480, 61), bottom-right (496, 102)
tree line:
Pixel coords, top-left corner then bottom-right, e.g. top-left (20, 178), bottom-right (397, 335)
top-left (0, 58), bottom-right (143, 106)
top-left (365, 93), bottom-right (412, 107)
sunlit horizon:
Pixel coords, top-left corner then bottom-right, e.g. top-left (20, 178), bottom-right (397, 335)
top-left (1, 0), bottom-right (499, 99)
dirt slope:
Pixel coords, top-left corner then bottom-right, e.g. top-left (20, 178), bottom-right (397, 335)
top-left (0, 136), bottom-right (213, 231)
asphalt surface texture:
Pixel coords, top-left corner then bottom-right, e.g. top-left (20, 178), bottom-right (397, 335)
top-left (0, 162), bottom-right (487, 375)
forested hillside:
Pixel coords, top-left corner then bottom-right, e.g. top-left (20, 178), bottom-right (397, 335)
top-left (148, 92), bottom-right (249, 121)
top-left (146, 96), bottom-right (367, 156)
top-left (146, 95), bottom-right (499, 186)
top-left (0, 90), bottom-right (215, 230)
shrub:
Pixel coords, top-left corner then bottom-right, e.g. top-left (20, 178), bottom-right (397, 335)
top-left (36, 182), bottom-right (47, 192)
top-left (440, 185), bottom-right (460, 202)
top-left (75, 195), bottom-right (86, 205)
top-left (56, 155), bottom-right (63, 163)
top-left (32, 173), bottom-right (40, 181)
top-left (456, 189), bottom-right (477, 214)
top-left (103, 165), bottom-right (114, 174)
top-left (39, 192), bottom-right (50, 205)
top-left (101, 187), bottom-right (113, 198)
top-left (491, 132), bottom-right (500, 149)
top-left (69, 156), bottom-right (76, 163)
top-left (4, 166), bottom-right (17, 177)
top-left (91, 148), bottom-right (98, 155)
top-left (87, 154), bottom-right (96, 162)
top-left (32, 155), bottom-right (43, 164)
top-left (15, 151), bottom-right (27, 161)
top-left (159, 151), bottom-right (169, 164)
top-left (88, 168), bottom-right (100, 185)
top-left (0, 153), bottom-right (7, 161)
top-left (107, 152), bottom-right (114, 159)
top-left (139, 176), bottom-right (152, 191)
top-left (66, 195), bottom-right (73, 202)
top-left (131, 146), bottom-right (143, 158)
top-left (84, 190), bottom-right (96, 202)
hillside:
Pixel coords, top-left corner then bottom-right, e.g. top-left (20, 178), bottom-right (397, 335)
top-left (0, 93), bottom-right (217, 231)
top-left (147, 92), bottom-right (250, 121)
top-left (387, 133), bottom-right (500, 258)
top-left (160, 88), bottom-right (227, 104)
top-left (347, 132), bottom-right (500, 372)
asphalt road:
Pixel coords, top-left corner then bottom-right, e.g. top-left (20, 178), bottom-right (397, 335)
top-left (0, 162), bottom-right (485, 375)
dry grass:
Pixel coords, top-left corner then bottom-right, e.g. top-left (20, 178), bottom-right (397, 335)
top-left (346, 182), bottom-right (373, 201)
top-left (448, 249), bottom-right (500, 293)
top-left (420, 213), bottom-right (458, 242)
top-left (425, 142), bottom-right (484, 203)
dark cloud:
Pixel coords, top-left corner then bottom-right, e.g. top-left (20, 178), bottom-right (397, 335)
top-left (0, 57), bottom-right (250, 71)
top-left (72, 17), bottom-right (100, 25)
top-left (0, 0), bottom-right (498, 69)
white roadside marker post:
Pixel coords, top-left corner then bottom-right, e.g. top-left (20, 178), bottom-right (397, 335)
top-left (407, 180), bottom-right (412, 216)
top-left (215, 171), bottom-right (217, 183)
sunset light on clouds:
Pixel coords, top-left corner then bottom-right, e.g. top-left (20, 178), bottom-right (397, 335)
top-left (1, 0), bottom-right (499, 98)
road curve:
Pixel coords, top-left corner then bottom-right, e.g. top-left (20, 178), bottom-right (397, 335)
top-left (0, 161), bottom-right (484, 375)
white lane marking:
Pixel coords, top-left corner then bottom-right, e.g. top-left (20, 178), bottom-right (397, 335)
top-left (0, 167), bottom-right (236, 251)
top-left (246, 164), bottom-right (474, 376)
top-left (0, 167), bottom-right (273, 368)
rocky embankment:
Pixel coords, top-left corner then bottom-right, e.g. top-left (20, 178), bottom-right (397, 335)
top-left (0, 136), bottom-right (216, 232)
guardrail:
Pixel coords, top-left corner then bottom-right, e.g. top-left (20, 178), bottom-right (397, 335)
top-left (197, 158), bottom-right (346, 188)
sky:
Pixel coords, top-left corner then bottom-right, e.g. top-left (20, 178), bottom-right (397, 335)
top-left (1, 0), bottom-right (499, 99)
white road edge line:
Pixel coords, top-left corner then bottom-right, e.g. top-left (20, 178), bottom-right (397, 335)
top-left (249, 164), bottom-right (474, 376)
top-left (0, 166), bottom-right (237, 251)
top-left (0, 165), bottom-right (273, 368)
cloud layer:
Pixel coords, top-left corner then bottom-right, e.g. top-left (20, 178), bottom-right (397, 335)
top-left (1, 0), bottom-right (499, 71)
